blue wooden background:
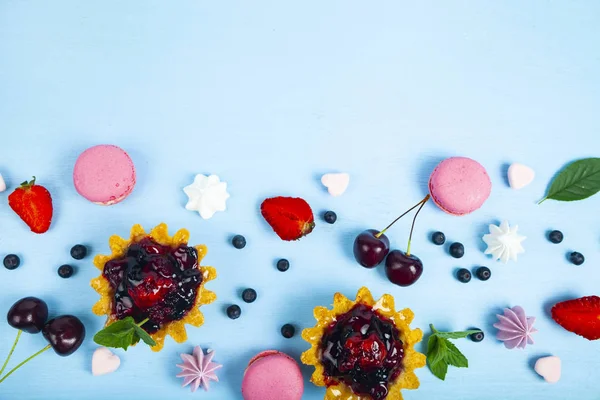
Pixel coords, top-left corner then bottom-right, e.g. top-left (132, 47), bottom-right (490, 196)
top-left (1, 1), bottom-right (599, 399)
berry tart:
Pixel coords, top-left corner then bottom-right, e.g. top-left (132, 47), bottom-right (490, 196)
top-left (301, 287), bottom-right (425, 400)
top-left (91, 223), bottom-right (216, 351)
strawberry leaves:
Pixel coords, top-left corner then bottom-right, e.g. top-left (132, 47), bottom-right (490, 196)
top-left (539, 158), bottom-right (600, 203)
top-left (426, 324), bottom-right (480, 380)
top-left (93, 317), bottom-right (156, 350)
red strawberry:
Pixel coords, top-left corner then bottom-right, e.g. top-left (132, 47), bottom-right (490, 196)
top-left (260, 196), bottom-right (315, 241)
top-left (551, 295), bottom-right (600, 340)
top-left (8, 177), bottom-right (53, 234)
top-left (128, 273), bottom-right (175, 309)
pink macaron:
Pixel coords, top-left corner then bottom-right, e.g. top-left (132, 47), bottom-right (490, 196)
top-left (428, 157), bottom-right (491, 216)
top-left (242, 350), bottom-right (304, 400)
top-left (73, 145), bottom-right (136, 205)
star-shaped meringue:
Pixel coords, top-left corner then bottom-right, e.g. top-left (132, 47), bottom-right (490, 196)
top-left (176, 347), bottom-right (222, 392)
top-left (493, 306), bottom-right (537, 349)
top-left (482, 220), bottom-right (526, 263)
top-left (183, 174), bottom-right (230, 219)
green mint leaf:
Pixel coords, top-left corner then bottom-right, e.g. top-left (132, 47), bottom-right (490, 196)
top-left (427, 336), bottom-right (446, 367)
top-left (429, 359), bottom-right (448, 381)
top-left (443, 339), bottom-right (469, 368)
top-left (434, 329), bottom-right (481, 340)
top-left (426, 324), bottom-right (475, 380)
top-left (93, 318), bottom-right (137, 351)
top-left (132, 324), bottom-right (156, 347)
top-left (93, 317), bottom-right (155, 350)
top-left (427, 334), bottom-right (437, 356)
top-left (540, 158), bottom-right (600, 203)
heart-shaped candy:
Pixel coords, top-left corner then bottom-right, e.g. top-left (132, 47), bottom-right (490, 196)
top-left (92, 347), bottom-right (121, 376)
top-left (534, 356), bottom-right (561, 384)
top-left (508, 163), bottom-right (535, 190)
top-left (321, 173), bottom-right (350, 197)
top-left (0, 173), bottom-right (6, 192)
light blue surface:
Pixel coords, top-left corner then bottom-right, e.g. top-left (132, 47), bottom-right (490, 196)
top-left (1, 1), bottom-right (599, 399)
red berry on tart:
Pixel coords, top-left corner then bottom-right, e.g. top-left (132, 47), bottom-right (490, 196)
top-left (301, 287), bottom-right (425, 400)
top-left (91, 223), bottom-right (216, 351)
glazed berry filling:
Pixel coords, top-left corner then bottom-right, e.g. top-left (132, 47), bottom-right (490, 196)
top-left (102, 237), bottom-right (202, 333)
top-left (320, 303), bottom-right (405, 400)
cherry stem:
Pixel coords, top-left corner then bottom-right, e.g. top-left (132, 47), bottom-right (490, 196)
top-left (0, 345), bottom-right (51, 384)
top-left (0, 330), bottom-right (22, 377)
top-left (376, 194), bottom-right (431, 238)
top-left (406, 194), bottom-right (430, 256)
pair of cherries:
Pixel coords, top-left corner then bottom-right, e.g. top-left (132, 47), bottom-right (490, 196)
top-left (1, 297), bottom-right (85, 384)
top-left (7, 297), bottom-right (85, 356)
top-left (353, 196), bottom-right (430, 287)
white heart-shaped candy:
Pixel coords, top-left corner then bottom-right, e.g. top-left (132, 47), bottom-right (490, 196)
top-left (321, 173), bottom-right (350, 197)
top-left (0, 173), bottom-right (6, 193)
top-left (534, 356), bottom-right (561, 384)
top-left (92, 347), bottom-right (121, 376)
top-left (508, 163), bottom-right (535, 190)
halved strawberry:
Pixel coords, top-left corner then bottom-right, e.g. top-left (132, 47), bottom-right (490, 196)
top-left (551, 295), bottom-right (600, 340)
top-left (8, 176), bottom-right (53, 234)
top-left (260, 196), bottom-right (315, 241)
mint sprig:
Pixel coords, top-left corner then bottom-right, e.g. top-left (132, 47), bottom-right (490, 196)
top-left (93, 317), bottom-right (156, 350)
top-left (426, 324), bottom-right (480, 380)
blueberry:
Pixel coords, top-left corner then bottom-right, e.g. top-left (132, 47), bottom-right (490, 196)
top-left (449, 242), bottom-right (465, 258)
top-left (242, 288), bottom-right (257, 303)
top-left (569, 252), bottom-right (585, 266)
top-left (70, 244), bottom-right (88, 260)
top-left (226, 305), bottom-right (241, 319)
top-left (548, 230), bottom-right (563, 244)
top-left (475, 266), bottom-right (491, 281)
top-left (58, 265), bottom-right (74, 279)
top-left (3, 254), bottom-right (20, 270)
top-left (281, 323), bottom-right (295, 339)
top-left (457, 268), bottom-right (471, 283)
top-left (469, 330), bottom-right (485, 342)
top-left (232, 235), bottom-right (246, 249)
top-left (431, 231), bottom-right (446, 246)
top-left (323, 211), bottom-right (337, 224)
top-left (276, 259), bottom-right (289, 272)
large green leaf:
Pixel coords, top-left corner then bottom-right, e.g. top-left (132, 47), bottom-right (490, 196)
top-left (540, 158), bottom-right (600, 203)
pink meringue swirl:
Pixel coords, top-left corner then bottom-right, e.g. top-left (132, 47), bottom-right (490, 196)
top-left (493, 306), bottom-right (537, 349)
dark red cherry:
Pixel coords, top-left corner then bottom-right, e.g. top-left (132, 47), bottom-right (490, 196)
top-left (385, 250), bottom-right (423, 287)
top-left (353, 229), bottom-right (390, 268)
top-left (7, 297), bottom-right (49, 334)
top-left (42, 315), bottom-right (86, 356)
